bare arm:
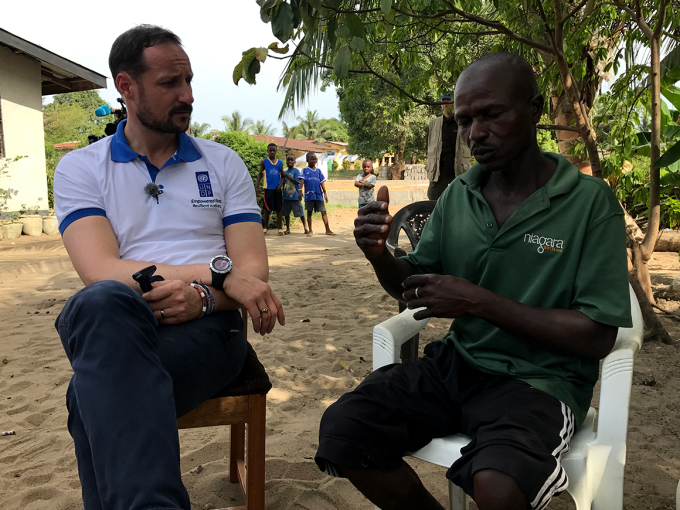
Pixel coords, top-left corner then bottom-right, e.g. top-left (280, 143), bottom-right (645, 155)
top-left (62, 216), bottom-right (212, 290)
top-left (255, 159), bottom-right (264, 189)
top-left (321, 179), bottom-right (329, 202)
top-left (62, 217), bottom-right (284, 334)
top-left (402, 274), bottom-right (617, 360)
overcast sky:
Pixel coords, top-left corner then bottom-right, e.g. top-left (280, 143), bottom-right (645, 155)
top-left (3, 1), bottom-right (339, 135)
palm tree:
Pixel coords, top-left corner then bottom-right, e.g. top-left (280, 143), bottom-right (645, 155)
top-left (252, 120), bottom-right (276, 136)
top-left (294, 109), bottom-right (337, 142)
top-left (281, 121), bottom-right (297, 138)
top-left (221, 111), bottom-right (254, 133)
top-left (189, 122), bottom-right (211, 137)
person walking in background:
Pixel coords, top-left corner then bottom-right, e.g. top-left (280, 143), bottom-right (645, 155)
top-left (355, 159), bottom-right (377, 209)
top-left (255, 143), bottom-right (284, 236)
top-left (281, 153), bottom-right (309, 235)
top-left (425, 90), bottom-right (472, 200)
top-left (303, 152), bottom-right (335, 236)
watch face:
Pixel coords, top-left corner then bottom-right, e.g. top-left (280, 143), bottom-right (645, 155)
top-left (214, 259), bottom-right (230, 271)
top-left (211, 255), bottom-right (232, 274)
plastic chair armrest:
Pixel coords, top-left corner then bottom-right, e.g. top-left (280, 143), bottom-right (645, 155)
top-left (373, 308), bottom-right (431, 371)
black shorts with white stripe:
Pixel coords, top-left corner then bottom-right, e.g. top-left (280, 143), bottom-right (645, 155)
top-left (316, 340), bottom-right (575, 509)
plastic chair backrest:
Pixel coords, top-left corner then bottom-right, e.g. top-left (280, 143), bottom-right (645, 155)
top-left (386, 200), bottom-right (437, 252)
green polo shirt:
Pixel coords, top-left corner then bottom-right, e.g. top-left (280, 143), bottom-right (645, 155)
top-left (403, 153), bottom-right (631, 427)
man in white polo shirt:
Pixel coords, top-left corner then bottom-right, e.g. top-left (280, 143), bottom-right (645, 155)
top-left (53, 25), bottom-right (284, 510)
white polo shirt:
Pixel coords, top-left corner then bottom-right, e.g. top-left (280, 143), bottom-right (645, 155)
top-left (54, 120), bottom-right (261, 266)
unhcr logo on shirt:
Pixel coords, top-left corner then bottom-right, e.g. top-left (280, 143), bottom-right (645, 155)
top-left (524, 232), bottom-right (564, 253)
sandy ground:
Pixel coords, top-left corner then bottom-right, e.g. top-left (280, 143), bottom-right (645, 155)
top-left (1, 206), bottom-right (679, 510)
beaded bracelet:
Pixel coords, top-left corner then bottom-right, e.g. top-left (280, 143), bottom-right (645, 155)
top-left (189, 282), bottom-right (208, 318)
top-left (196, 282), bottom-right (216, 315)
top-left (190, 282), bottom-right (217, 317)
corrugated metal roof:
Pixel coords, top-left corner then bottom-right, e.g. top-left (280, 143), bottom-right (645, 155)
top-left (0, 28), bottom-right (107, 95)
top-left (251, 135), bottom-right (333, 152)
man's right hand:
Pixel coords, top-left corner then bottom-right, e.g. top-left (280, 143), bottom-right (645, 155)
top-left (354, 186), bottom-right (392, 260)
top-left (223, 266), bottom-right (285, 335)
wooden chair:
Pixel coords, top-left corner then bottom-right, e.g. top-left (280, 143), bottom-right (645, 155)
top-left (177, 310), bottom-right (271, 510)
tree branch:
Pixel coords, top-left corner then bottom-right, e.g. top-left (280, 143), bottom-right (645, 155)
top-left (535, 1), bottom-right (558, 54)
top-left (603, 1), bottom-right (654, 39)
top-left (562, 0), bottom-right (591, 26)
top-left (440, 0), bottom-right (554, 54)
top-left (654, 0), bottom-right (667, 39)
top-left (538, 124), bottom-right (582, 132)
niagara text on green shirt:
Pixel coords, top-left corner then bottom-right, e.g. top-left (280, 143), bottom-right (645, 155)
top-left (402, 153), bottom-right (632, 427)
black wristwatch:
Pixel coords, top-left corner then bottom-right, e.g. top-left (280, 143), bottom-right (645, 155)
top-left (209, 255), bottom-right (233, 290)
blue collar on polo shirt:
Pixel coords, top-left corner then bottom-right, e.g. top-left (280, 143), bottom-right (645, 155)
top-left (110, 119), bottom-right (202, 182)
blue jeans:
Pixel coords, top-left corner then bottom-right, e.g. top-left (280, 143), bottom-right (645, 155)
top-left (55, 280), bottom-right (247, 510)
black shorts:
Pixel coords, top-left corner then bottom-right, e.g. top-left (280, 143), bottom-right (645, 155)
top-left (263, 189), bottom-right (283, 212)
top-left (305, 200), bottom-right (326, 213)
top-left (316, 341), bottom-right (575, 509)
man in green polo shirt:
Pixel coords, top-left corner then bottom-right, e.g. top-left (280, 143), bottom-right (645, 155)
top-left (315, 53), bottom-right (631, 510)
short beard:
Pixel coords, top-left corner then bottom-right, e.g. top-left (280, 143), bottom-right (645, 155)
top-left (136, 86), bottom-right (192, 134)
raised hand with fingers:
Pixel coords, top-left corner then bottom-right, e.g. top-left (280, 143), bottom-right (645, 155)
top-left (354, 186), bottom-right (392, 260)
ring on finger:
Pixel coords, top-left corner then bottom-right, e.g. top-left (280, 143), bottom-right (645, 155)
top-left (260, 307), bottom-right (269, 314)
top-left (160, 309), bottom-right (165, 319)
top-left (415, 287), bottom-right (420, 299)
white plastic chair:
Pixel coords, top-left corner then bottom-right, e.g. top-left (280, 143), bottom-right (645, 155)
top-left (372, 284), bottom-right (643, 510)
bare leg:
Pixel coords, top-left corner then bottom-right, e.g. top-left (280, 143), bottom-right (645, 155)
top-left (276, 211), bottom-right (283, 230)
top-left (284, 214), bottom-right (291, 234)
top-left (321, 212), bottom-right (335, 235)
top-left (340, 462), bottom-right (445, 510)
top-left (307, 211), bottom-right (313, 235)
top-left (301, 215), bottom-right (309, 234)
top-left (262, 210), bottom-right (270, 233)
top-left (473, 469), bottom-right (529, 510)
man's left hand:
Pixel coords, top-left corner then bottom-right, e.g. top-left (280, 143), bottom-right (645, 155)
top-left (144, 279), bottom-right (203, 324)
top-left (402, 274), bottom-right (486, 320)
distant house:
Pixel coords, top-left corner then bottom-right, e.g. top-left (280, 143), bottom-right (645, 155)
top-left (53, 141), bottom-right (81, 162)
top-left (0, 28), bottom-right (106, 215)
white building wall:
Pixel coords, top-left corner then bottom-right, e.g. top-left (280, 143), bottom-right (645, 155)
top-left (0, 44), bottom-right (48, 214)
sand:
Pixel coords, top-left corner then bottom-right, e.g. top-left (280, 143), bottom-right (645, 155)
top-left (1, 206), bottom-right (679, 510)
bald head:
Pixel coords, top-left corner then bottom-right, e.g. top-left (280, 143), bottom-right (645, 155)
top-left (457, 53), bottom-right (539, 103)
top-left (453, 52), bottom-right (544, 172)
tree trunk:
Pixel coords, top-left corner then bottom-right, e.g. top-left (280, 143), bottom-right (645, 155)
top-left (390, 138), bottom-right (406, 180)
top-left (628, 265), bottom-right (674, 345)
top-left (640, 35), bottom-right (662, 262)
top-left (550, 93), bottom-right (593, 174)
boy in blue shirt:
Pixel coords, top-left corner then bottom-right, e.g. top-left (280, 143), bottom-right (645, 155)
top-left (281, 154), bottom-right (309, 235)
top-left (255, 143), bottom-right (284, 236)
top-left (303, 152), bottom-right (335, 236)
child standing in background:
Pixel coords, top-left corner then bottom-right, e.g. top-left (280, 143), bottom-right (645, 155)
top-left (354, 159), bottom-right (377, 209)
top-left (281, 154), bottom-right (309, 235)
top-left (303, 152), bottom-right (335, 236)
top-left (255, 143), bottom-right (284, 236)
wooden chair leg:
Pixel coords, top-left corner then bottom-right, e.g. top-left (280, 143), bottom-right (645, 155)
top-left (230, 423), bottom-right (245, 484)
top-left (245, 394), bottom-right (266, 510)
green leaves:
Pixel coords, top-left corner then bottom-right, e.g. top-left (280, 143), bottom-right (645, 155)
top-left (327, 16), bottom-right (338, 49)
top-left (272, 2), bottom-right (294, 42)
top-left (380, 0), bottom-right (392, 15)
top-left (655, 140), bottom-right (680, 169)
top-left (334, 46), bottom-right (351, 79)
top-left (346, 13), bottom-right (365, 38)
top-left (234, 46), bottom-right (273, 85)
top-left (336, 25), bottom-right (351, 38)
top-left (350, 37), bottom-right (366, 52)
top-left (268, 42), bottom-right (290, 54)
